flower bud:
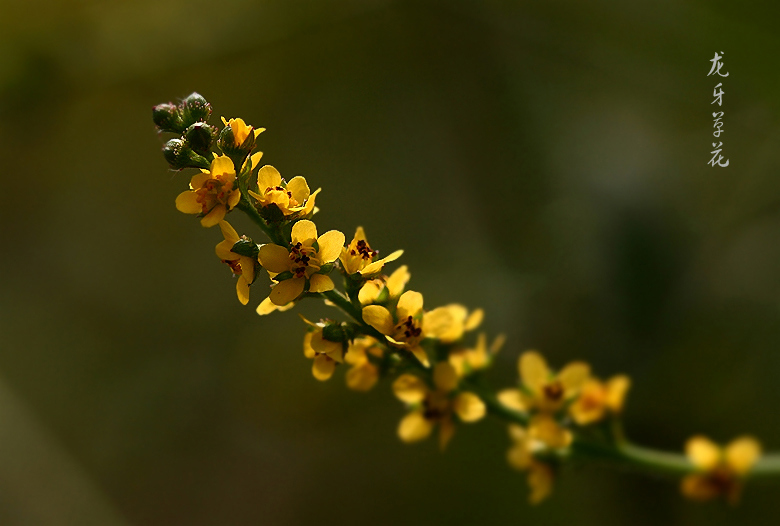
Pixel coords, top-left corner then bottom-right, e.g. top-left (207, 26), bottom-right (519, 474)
top-left (162, 138), bottom-right (210, 170)
top-left (184, 122), bottom-right (217, 156)
top-left (152, 103), bottom-right (185, 133)
top-left (231, 237), bottom-right (259, 259)
top-left (180, 92), bottom-right (212, 126)
top-left (322, 321), bottom-right (348, 343)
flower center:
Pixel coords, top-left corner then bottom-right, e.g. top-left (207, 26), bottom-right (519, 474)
top-left (289, 242), bottom-right (318, 278)
top-left (398, 315), bottom-right (422, 342)
top-left (222, 259), bottom-right (242, 276)
top-left (543, 382), bottom-right (564, 402)
top-left (351, 239), bottom-right (378, 261)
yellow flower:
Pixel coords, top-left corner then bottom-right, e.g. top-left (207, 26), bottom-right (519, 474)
top-left (449, 332), bottom-right (506, 377)
top-left (248, 165), bottom-right (319, 217)
top-left (358, 265), bottom-right (410, 305)
top-left (422, 305), bottom-right (484, 344)
top-left (302, 323), bottom-right (345, 381)
top-left (362, 290), bottom-right (430, 366)
top-left (214, 221), bottom-right (257, 305)
top-left (339, 227), bottom-right (403, 276)
top-left (344, 336), bottom-right (384, 391)
top-left (392, 362), bottom-right (485, 450)
top-left (175, 155), bottom-right (240, 227)
top-left (568, 375), bottom-right (631, 426)
top-left (497, 351), bottom-right (590, 414)
top-left (221, 117), bottom-right (264, 147)
top-left (681, 435), bottom-right (762, 504)
top-left (506, 425), bottom-right (555, 504)
top-left (257, 220), bottom-right (345, 305)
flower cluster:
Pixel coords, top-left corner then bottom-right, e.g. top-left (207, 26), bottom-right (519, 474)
top-left (154, 93), bottom-right (770, 507)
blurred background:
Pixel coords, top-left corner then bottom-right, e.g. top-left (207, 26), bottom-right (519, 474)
top-left (1, 0), bottom-right (779, 524)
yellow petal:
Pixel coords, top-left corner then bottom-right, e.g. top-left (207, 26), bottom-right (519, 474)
top-left (520, 351), bottom-right (550, 393)
top-left (409, 345), bottom-right (430, 368)
top-left (507, 443), bottom-right (532, 471)
top-left (725, 436), bottom-right (761, 475)
top-left (200, 204), bottom-right (226, 227)
top-left (529, 415), bottom-right (572, 449)
top-left (291, 220), bottom-right (318, 244)
top-left (358, 280), bottom-right (383, 305)
top-left (301, 188), bottom-right (320, 215)
top-left (528, 462), bottom-right (554, 504)
top-left (685, 436), bottom-right (721, 470)
top-left (312, 354), bottom-right (336, 381)
top-left (317, 230), bottom-right (346, 263)
top-left (396, 290), bottom-right (423, 320)
top-left (361, 249), bottom-right (404, 276)
top-left (353, 226), bottom-right (367, 242)
top-left (423, 306), bottom-right (463, 343)
top-left (453, 392), bottom-right (486, 423)
top-left (227, 188), bottom-right (241, 209)
top-left (258, 244), bottom-right (291, 273)
top-left (310, 330), bottom-right (343, 357)
top-left (433, 362), bottom-right (458, 392)
top-left (557, 361), bottom-right (591, 394)
top-left (386, 265), bottom-right (410, 298)
top-left (210, 155), bottom-right (235, 176)
top-left (303, 332), bottom-right (316, 359)
top-left (497, 389), bottom-right (528, 412)
top-left (256, 297), bottom-right (293, 316)
top-left (490, 334), bottom-right (506, 354)
top-left (236, 276), bottom-right (250, 305)
top-left (464, 308), bottom-right (484, 331)
top-left (606, 375), bottom-right (631, 413)
top-left (398, 411), bottom-right (433, 443)
top-left (362, 305), bottom-right (394, 335)
top-left (346, 364), bottom-right (378, 391)
top-left (175, 191), bottom-right (202, 214)
top-left (257, 165), bottom-right (282, 189)
top-left (215, 239), bottom-right (238, 261)
top-left (286, 176), bottom-right (310, 205)
top-left (438, 419), bottom-right (456, 451)
top-left (508, 424), bottom-right (528, 443)
top-left (218, 220), bottom-right (239, 244)
top-left (392, 374), bottom-right (428, 404)
top-left (190, 171), bottom-right (210, 190)
top-left (269, 277), bottom-right (305, 305)
top-left (248, 151), bottom-right (263, 170)
top-left (308, 273), bottom-right (335, 293)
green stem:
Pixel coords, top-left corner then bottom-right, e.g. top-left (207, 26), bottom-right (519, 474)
top-left (571, 439), bottom-right (693, 478)
top-left (236, 199), bottom-right (288, 247)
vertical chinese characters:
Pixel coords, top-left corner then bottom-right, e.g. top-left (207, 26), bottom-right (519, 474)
top-left (708, 52), bottom-right (729, 167)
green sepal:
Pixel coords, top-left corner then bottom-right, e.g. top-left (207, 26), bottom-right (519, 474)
top-left (184, 122), bottom-right (217, 156)
top-left (318, 263), bottom-right (334, 275)
top-left (162, 138), bottom-right (210, 170)
top-left (259, 203), bottom-right (285, 223)
top-left (152, 103), bottom-right (185, 133)
top-left (274, 271), bottom-right (294, 282)
top-left (231, 238), bottom-right (259, 258)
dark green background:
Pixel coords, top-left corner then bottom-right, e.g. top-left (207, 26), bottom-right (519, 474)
top-left (1, 0), bottom-right (779, 524)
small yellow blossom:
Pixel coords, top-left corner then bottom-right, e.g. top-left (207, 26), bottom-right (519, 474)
top-left (362, 290), bottom-right (429, 366)
top-left (506, 425), bottom-right (555, 504)
top-left (569, 375), bottom-right (630, 426)
top-left (449, 333), bottom-right (505, 377)
top-left (221, 117), bottom-right (264, 147)
top-left (344, 336), bottom-right (384, 391)
top-left (258, 220), bottom-right (345, 305)
top-left (339, 227), bottom-right (403, 277)
top-left (175, 155), bottom-right (240, 227)
top-left (358, 265), bottom-right (410, 305)
top-left (302, 322), bottom-right (345, 381)
top-left (422, 304), bottom-right (484, 344)
top-left (392, 362), bottom-right (485, 450)
top-left (681, 435), bottom-right (762, 504)
top-left (215, 221), bottom-right (257, 305)
top-left (497, 351), bottom-right (590, 414)
top-left (248, 165), bottom-right (319, 217)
